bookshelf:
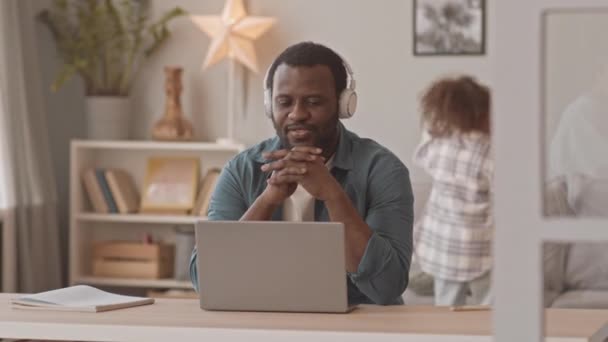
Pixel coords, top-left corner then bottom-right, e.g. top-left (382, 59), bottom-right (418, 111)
top-left (76, 213), bottom-right (207, 225)
top-left (76, 276), bottom-right (193, 289)
top-left (69, 140), bottom-right (243, 292)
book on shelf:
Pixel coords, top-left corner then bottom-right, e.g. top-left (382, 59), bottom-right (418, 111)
top-left (82, 168), bottom-right (109, 213)
top-left (105, 169), bottom-right (140, 214)
top-left (192, 168), bottom-right (221, 216)
top-left (11, 285), bottom-right (154, 313)
top-left (95, 169), bottom-right (118, 213)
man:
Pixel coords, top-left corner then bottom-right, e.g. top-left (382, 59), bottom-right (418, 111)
top-left (190, 42), bottom-right (414, 305)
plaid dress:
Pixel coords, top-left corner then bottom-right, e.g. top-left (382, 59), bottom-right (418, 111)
top-left (413, 131), bottom-right (494, 282)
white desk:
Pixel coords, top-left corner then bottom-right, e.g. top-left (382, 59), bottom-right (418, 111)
top-left (1, 295), bottom-right (607, 342)
top-left (0, 209), bottom-right (16, 292)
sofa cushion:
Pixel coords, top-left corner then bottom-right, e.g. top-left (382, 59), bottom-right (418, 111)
top-left (551, 290), bottom-right (608, 308)
top-left (542, 178), bottom-right (572, 295)
top-left (544, 290), bottom-right (562, 307)
top-left (402, 288), bottom-right (435, 305)
top-left (408, 270), bottom-right (434, 296)
top-left (543, 243), bottom-right (568, 295)
top-left (543, 176), bottom-right (575, 217)
top-left (565, 243), bottom-right (608, 290)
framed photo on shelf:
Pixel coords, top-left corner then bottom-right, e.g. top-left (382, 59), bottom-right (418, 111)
top-left (140, 157), bottom-right (199, 214)
top-left (413, 0), bottom-right (486, 56)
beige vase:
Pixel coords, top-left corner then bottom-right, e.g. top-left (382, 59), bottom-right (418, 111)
top-left (85, 96), bottom-right (131, 140)
top-left (152, 66), bottom-right (193, 141)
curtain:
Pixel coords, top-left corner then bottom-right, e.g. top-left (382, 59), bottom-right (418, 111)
top-left (0, 0), bottom-right (62, 292)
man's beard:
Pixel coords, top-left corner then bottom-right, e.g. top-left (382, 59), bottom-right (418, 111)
top-left (273, 119), bottom-right (338, 152)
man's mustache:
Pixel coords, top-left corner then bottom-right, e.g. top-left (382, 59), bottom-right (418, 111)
top-left (285, 124), bottom-right (316, 131)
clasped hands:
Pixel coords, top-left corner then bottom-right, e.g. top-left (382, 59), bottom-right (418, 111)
top-left (260, 146), bottom-right (340, 205)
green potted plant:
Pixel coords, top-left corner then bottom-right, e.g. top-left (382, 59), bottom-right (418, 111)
top-left (39, 0), bottom-right (186, 140)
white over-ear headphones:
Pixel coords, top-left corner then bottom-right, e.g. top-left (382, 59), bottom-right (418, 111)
top-left (263, 55), bottom-right (358, 119)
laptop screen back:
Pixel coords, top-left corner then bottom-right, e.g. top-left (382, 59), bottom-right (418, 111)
top-left (195, 221), bottom-right (349, 313)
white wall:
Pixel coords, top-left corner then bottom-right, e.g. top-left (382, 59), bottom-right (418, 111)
top-left (132, 0), bottom-right (495, 184)
top-left (32, 0), bottom-right (494, 282)
top-left (35, 0), bottom-right (495, 233)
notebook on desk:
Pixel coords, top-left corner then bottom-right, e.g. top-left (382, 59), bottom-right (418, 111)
top-left (195, 221), bottom-right (355, 313)
top-left (11, 285), bottom-right (154, 313)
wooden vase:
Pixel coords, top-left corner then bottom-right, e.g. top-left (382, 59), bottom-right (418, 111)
top-left (152, 66), bottom-right (194, 141)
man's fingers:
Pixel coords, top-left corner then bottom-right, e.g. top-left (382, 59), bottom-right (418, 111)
top-left (267, 173), bottom-right (304, 184)
top-left (281, 167), bottom-right (307, 175)
top-left (285, 151), bottom-right (324, 162)
top-left (290, 146), bottom-right (322, 154)
top-left (262, 149), bottom-right (289, 160)
top-left (261, 160), bottom-right (307, 172)
top-left (267, 167), bottom-right (307, 184)
top-left (263, 147), bottom-right (322, 160)
top-left (261, 159), bottom-right (284, 172)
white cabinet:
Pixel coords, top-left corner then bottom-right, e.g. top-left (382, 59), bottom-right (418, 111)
top-left (69, 140), bottom-right (243, 290)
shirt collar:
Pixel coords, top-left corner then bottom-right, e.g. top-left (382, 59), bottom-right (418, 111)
top-left (331, 122), bottom-right (353, 171)
top-left (253, 121), bottom-right (354, 171)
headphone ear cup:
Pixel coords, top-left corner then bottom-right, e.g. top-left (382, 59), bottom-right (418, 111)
top-left (264, 89), bottom-right (272, 118)
top-left (338, 89), bottom-right (357, 119)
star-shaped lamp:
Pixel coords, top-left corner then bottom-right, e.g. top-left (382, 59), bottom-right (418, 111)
top-left (191, 0), bottom-right (276, 73)
top-left (191, 0), bottom-right (276, 145)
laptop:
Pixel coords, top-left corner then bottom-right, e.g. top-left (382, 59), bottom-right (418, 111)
top-left (194, 221), bottom-right (354, 313)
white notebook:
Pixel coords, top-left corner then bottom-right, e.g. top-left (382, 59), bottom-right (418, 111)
top-left (11, 285), bottom-right (155, 313)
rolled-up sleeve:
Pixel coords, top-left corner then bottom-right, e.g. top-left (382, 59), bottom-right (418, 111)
top-left (348, 158), bottom-right (414, 305)
top-left (189, 163), bottom-right (247, 291)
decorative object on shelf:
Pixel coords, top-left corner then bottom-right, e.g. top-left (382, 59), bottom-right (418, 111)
top-left (38, 0), bottom-right (186, 140)
top-left (140, 157), bottom-right (200, 214)
top-left (191, 0), bottom-right (276, 145)
top-left (413, 0), bottom-right (485, 56)
top-left (152, 66), bottom-right (194, 141)
top-left (84, 97), bottom-right (132, 140)
top-left (92, 241), bottom-right (175, 279)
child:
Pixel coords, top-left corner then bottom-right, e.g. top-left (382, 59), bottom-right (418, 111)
top-left (413, 75), bottom-right (493, 306)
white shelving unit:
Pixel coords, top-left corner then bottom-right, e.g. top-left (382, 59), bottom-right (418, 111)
top-left (494, 1), bottom-right (608, 341)
top-left (0, 208), bottom-right (16, 292)
top-left (69, 140), bottom-right (243, 291)
top-left (76, 213), bottom-right (207, 225)
top-left (76, 276), bottom-right (193, 289)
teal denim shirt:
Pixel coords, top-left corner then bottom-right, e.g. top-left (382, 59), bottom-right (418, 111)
top-left (190, 123), bottom-right (414, 305)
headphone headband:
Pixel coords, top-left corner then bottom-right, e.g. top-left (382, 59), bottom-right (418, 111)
top-left (263, 56), bottom-right (356, 93)
top-left (263, 51), bottom-right (357, 119)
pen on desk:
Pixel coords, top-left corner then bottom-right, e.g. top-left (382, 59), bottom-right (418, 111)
top-left (450, 305), bottom-right (491, 312)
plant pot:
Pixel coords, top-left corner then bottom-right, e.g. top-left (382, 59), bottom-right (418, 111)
top-left (85, 96), bottom-right (131, 140)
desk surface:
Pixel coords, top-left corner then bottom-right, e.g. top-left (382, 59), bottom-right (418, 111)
top-left (1, 294), bottom-right (608, 342)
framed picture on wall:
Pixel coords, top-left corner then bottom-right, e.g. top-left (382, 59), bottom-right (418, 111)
top-left (413, 0), bottom-right (486, 56)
